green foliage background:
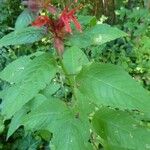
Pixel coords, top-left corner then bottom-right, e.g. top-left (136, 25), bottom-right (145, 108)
top-left (0, 0), bottom-right (150, 149)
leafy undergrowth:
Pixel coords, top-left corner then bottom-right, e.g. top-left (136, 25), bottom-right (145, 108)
top-left (0, 0), bottom-right (150, 150)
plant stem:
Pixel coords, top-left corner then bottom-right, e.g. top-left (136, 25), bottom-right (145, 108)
top-left (58, 56), bottom-right (77, 101)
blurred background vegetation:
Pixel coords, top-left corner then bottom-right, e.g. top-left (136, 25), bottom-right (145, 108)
top-left (0, 0), bottom-right (150, 149)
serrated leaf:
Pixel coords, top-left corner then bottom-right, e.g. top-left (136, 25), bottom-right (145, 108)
top-left (0, 56), bottom-right (31, 83)
top-left (15, 9), bottom-right (36, 30)
top-left (51, 118), bottom-right (92, 150)
top-left (0, 27), bottom-right (45, 47)
top-left (76, 63), bottom-right (150, 117)
top-left (22, 99), bottom-right (92, 150)
top-left (1, 53), bottom-right (57, 119)
top-left (7, 106), bottom-right (28, 139)
top-left (68, 24), bottom-right (127, 48)
top-left (7, 94), bottom-right (48, 138)
top-left (92, 108), bottom-right (150, 150)
top-left (63, 46), bottom-right (89, 75)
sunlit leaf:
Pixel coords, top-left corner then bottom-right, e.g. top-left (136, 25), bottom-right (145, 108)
top-left (76, 63), bottom-right (150, 117)
top-left (1, 53), bottom-right (57, 119)
top-left (22, 99), bottom-right (92, 150)
top-left (63, 46), bottom-right (89, 75)
top-left (92, 108), bottom-right (150, 150)
top-left (15, 9), bottom-right (36, 30)
top-left (68, 24), bottom-right (127, 48)
top-left (0, 27), bottom-right (45, 47)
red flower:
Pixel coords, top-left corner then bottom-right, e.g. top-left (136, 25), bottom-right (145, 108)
top-left (32, 16), bottom-right (50, 27)
top-left (59, 5), bottom-right (82, 33)
top-left (32, 2), bottom-right (82, 55)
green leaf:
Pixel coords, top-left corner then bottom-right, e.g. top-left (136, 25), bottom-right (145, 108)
top-left (42, 82), bottom-right (60, 99)
top-left (0, 51), bottom-right (45, 83)
top-left (12, 133), bottom-right (41, 150)
top-left (27, 94), bottom-right (48, 111)
top-left (22, 99), bottom-right (92, 150)
top-left (63, 46), bottom-right (89, 75)
top-left (92, 108), bottom-right (150, 150)
top-left (7, 106), bottom-right (28, 139)
top-left (7, 94), bottom-right (48, 138)
top-left (1, 53), bottom-right (57, 119)
top-left (74, 88), bottom-right (95, 116)
top-left (15, 9), bottom-right (36, 30)
top-left (78, 15), bottom-right (97, 27)
top-left (0, 56), bottom-right (31, 83)
top-left (68, 24), bottom-right (127, 48)
top-left (76, 63), bottom-right (150, 117)
top-left (0, 116), bottom-right (4, 134)
top-left (0, 27), bottom-right (45, 47)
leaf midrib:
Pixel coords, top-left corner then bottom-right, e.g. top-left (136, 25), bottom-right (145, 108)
top-left (83, 73), bottom-right (144, 109)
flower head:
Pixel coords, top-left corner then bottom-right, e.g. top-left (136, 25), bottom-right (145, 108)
top-left (32, 1), bottom-right (82, 54)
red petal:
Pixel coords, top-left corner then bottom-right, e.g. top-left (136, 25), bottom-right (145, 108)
top-left (60, 4), bottom-right (81, 33)
top-left (71, 16), bottom-right (82, 32)
top-left (68, 9), bottom-right (76, 17)
top-left (32, 16), bottom-right (50, 27)
top-left (61, 16), bottom-right (72, 33)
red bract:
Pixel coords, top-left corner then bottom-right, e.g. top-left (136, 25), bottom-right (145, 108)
top-left (60, 6), bottom-right (82, 33)
top-left (32, 2), bottom-right (81, 55)
top-left (32, 16), bottom-right (50, 27)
